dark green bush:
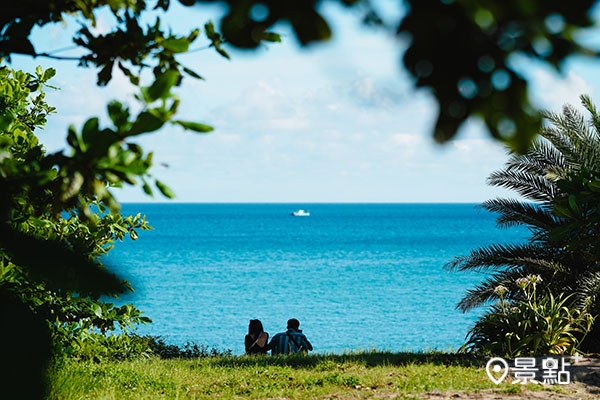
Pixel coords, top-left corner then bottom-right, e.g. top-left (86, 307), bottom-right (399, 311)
top-left (462, 275), bottom-right (594, 358)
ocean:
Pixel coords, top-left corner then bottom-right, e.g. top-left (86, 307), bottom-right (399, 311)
top-left (105, 203), bottom-right (528, 355)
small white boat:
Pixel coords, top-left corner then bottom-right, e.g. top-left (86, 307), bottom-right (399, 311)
top-left (290, 209), bottom-right (310, 217)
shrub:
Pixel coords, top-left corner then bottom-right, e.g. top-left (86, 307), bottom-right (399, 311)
top-left (145, 336), bottom-right (232, 359)
top-left (55, 333), bottom-right (233, 362)
top-left (461, 275), bottom-right (594, 358)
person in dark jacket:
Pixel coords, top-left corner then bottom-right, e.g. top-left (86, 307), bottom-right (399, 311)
top-left (266, 318), bottom-right (313, 355)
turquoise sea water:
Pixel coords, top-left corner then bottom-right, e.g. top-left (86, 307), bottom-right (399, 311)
top-left (106, 203), bottom-right (528, 355)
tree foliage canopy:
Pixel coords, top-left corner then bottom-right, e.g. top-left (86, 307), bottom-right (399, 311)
top-left (4, 0), bottom-right (599, 152)
top-left (0, 65), bottom-right (159, 397)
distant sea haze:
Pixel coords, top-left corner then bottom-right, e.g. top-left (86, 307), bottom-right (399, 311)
top-left (106, 203), bottom-right (528, 354)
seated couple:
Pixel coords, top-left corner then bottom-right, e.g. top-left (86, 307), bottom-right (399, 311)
top-left (245, 318), bottom-right (313, 355)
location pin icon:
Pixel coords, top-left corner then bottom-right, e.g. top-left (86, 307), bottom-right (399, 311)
top-left (486, 357), bottom-right (509, 384)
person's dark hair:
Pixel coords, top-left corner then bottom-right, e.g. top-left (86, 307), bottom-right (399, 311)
top-left (248, 319), bottom-right (264, 336)
top-left (287, 318), bottom-right (300, 330)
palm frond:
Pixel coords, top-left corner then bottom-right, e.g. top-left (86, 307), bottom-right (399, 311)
top-left (576, 270), bottom-right (600, 314)
top-left (456, 269), bottom-right (526, 311)
top-left (541, 104), bottom-right (600, 171)
top-left (444, 242), bottom-right (557, 273)
top-left (457, 262), bottom-right (568, 312)
top-left (482, 198), bottom-right (558, 231)
top-left (504, 139), bottom-right (566, 175)
top-left (582, 95), bottom-right (600, 138)
top-left (487, 169), bottom-right (556, 202)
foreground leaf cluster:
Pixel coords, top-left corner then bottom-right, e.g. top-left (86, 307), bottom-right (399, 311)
top-left (4, 1), bottom-right (600, 151)
top-left (0, 65), bottom-right (163, 397)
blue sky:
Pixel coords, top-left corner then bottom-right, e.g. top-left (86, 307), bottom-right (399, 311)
top-left (13, 2), bottom-right (599, 203)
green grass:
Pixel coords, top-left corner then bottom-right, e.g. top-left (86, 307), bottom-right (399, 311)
top-left (46, 351), bottom-right (572, 399)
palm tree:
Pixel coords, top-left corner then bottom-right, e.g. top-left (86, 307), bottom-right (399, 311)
top-left (446, 94), bottom-right (600, 351)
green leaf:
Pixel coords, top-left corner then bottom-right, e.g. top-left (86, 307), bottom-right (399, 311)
top-left (113, 224), bottom-right (128, 234)
top-left (93, 304), bottom-right (103, 318)
top-left (155, 180), bottom-right (176, 198)
top-left (162, 38), bottom-right (190, 53)
top-left (187, 29), bottom-right (200, 43)
top-left (146, 70), bottom-right (180, 102)
top-left (127, 112), bottom-right (164, 136)
top-left (42, 67), bottom-right (56, 82)
top-left (82, 118), bottom-right (99, 135)
top-left (214, 45), bottom-right (230, 60)
top-left (97, 63), bottom-right (113, 86)
top-left (173, 120), bottom-right (214, 133)
top-left (107, 101), bottom-right (130, 130)
top-left (205, 21), bottom-right (230, 59)
top-left (588, 179), bottom-right (600, 191)
top-left (84, 128), bottom-right (121, 158)
top-left (567, 194), bottom-right (580, 214)
top-left (182, 66), bottom-right (204, 80)
top-left (262, 32), bottom-right (282, 43)
top-left (142, 180), bottom-right (153, 196)
top-left (291, 11), bottom-right (332, 44)
top-left (205, 21), bottom-right (216, 38)
top-left (67, 125), bottom-right (81, 151)
top-left (0, 111), bottom-right (15, 131)
top-left (81, 118), bottom-right (100, 151)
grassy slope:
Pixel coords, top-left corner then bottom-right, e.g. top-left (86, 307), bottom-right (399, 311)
top-left (47, 351), bottom-right (573, 399)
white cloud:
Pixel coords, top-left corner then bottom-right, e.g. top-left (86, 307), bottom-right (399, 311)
top-left (390, 133), bottom-right (421, 148)
top-left (531, 69), bottom-right (594, 111)
top-left (212, 80), bottom-right (312, 133)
